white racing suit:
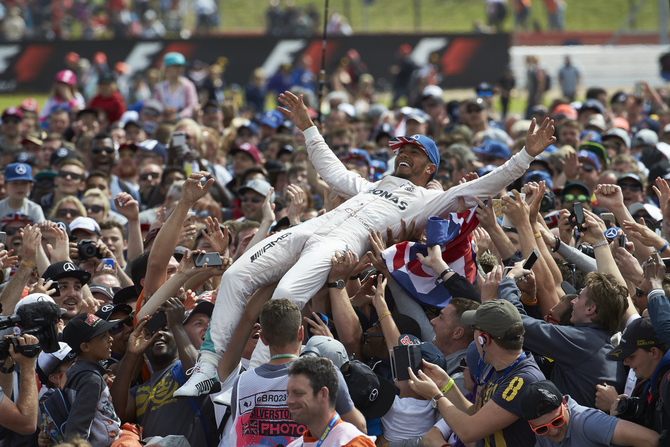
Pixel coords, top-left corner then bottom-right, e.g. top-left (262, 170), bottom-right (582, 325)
top-left (200, 126), bottom-right (535, 357)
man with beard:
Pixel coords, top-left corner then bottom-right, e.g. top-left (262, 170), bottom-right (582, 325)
top-left (177, 91), bottom-right (558, 397)
top-left (40, 159), bottom-right (87, 216)
top-left (89, 133), bottom-right (140, 202)
top-left (41, 260), bottom-right (93, 325)
top-left (115, 142), bottom-right (140, 190)
top-left (110, 297), bottom-right (217, 447)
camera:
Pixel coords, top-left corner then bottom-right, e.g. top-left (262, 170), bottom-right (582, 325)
top-left (0, 301), bottom-right (61, 361)
top-left (77, 239), bottom-right (101, 261)
top-left (540, 190), bottom-right (556, 213)
top-left (617, 396), bottom-right (647, 422)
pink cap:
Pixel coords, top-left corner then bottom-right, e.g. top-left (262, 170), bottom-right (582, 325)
top-left (55, 70), bottom-right (77, 86)
top-left (232, 143), bottom-right (262, 164)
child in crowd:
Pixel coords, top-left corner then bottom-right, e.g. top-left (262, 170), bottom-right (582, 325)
top-left (0, 163), bottom-right (45, 223)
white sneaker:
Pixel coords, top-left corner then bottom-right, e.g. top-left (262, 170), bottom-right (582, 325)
top-left (174, 361), bottom-right (220, 397)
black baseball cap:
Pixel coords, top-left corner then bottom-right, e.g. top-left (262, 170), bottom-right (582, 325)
top-left (519, 379), bottom-right (563, 420)
top-left (63, 312), bottom-right (117, 352)
top-left (183, 300), bottom-right (214, 324)
top-left (42, 261), bottom-right (91, 285)
top-left (113, 285), bottom-right (139, 305)
top-left (95, 303), bottom-right (133, 321)
top-left (341, 360), bottom-right (395, 419)
top-left (606, 317), bottom-right (662, 360)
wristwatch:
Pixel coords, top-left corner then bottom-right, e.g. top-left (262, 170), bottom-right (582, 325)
top-left (431, 394), bottom-right (446, 409)
top-left (327, 279), bottom-right (346, 289)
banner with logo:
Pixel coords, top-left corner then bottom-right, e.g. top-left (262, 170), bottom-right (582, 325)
top-left (0, 33), bottom-right (508, 93)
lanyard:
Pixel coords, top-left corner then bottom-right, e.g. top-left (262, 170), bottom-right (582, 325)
top-left (306, 412), bottom-right (340, 447)
top-left (476, 352), bottom-right (526, 387)
top-left (270, 354), bottom-right (298, 360)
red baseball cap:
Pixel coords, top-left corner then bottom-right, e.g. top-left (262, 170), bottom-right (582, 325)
top-left (230, 143), bottom-right (262, 164)
top-left (2, 107), bottom-right (23, 120)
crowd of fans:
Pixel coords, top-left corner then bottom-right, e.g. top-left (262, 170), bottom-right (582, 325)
top-left (0, 45), bottom-right (670, 447)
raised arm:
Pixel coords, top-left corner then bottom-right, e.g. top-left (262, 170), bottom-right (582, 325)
top-left (277, 91), bottom-right (367, 199)
top-left (114, 193), bottom-right (143, 265)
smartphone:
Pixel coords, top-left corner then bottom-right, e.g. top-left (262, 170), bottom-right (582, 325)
top-left (503, 265), bottom-right (514, 277)
top-left (390, 344), bottom-right (423, 382)
top-left (635, 81), bottom-right (643, 98)
top-left (172, 131), bottom-right (186, 147)
top-left (144, 311), bottom-right (168, 335)
top-left (619, 234), bottom-right (627, 248)
top-left (184, 161), bottom-right (200, 177)
top-left (49, 280), bottom-right (60, 297)
top-left (194, 252), bottom-right (223, 267)
top-left (573, 202), bottom-right (585, 232)
top-left (0, 232), bottom-right (6, 246)
top-left (522, 248), bottom-right (540, 270)
top-left (101, 258), bottom-right (115, 270)
top-left (601, 213), bottom-right (615, 228)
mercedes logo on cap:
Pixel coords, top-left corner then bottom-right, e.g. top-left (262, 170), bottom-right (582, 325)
top-left (15, 165), bottom-right (26, 175)
top-left (57, 148), bottom-right (68, 157)
top-left (63, 262), bottom-right (76, 272)
top-left (100, 304), bottom-right (114, 313)
top-left (369, 389), bottom-right (378, 402)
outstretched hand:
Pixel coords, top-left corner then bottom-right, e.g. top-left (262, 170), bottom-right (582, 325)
top-left (277, 91), bottom-right (315, 131)
top-left (525, 117), bottom-right (557, 157)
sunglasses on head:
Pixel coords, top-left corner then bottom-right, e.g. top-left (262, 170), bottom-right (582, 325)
top-left (529, 402), bottom-right (566, 435)
top-left (139, 172), bottom-right (161, 181)
top-left (563, 194), bottom-right (588, 203)
top-left (110, 316), bottom-right (134, 335)
top-left (56, 208), bottom-right (81, 218)
top-left (58, 170), bottom-right (83, 181)
top-left (91, 146), bottom-right (115, 155)
top-left (85, 205), bottom-right (104, 214)
top-left (618, 183), bottom-right (643, 192)
top-left (240, 196), bottom-right (263, 203)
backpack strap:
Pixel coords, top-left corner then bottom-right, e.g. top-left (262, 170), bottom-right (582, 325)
top-left (171, 363), bottom-right (212, 446)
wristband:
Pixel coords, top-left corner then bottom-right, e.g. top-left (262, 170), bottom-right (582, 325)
top-left (534, 232), bottom-right (542, 239)
top-left (593, 240), bottom-right (609, 249)
top-left (439, 268), bottom-right (455, 279)
top-left (520, 292), bottom-right (538, 306)
top-left (21, 260), bottom-right (36, 269)
top-left (657, 242), bottom-right (669, 254)
top-left (440, 377), bottom-right (455, 394)
top-left (378, 311), bottom-right (392, 322)
top-left (553, 236), bottom-right (561, 252)
top-left (0, 364), bottom-right (14, 374)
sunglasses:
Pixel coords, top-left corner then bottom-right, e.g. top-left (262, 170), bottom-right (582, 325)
top-left (204, 107), bottom-right (219, 114)
top-left (3, 226), bottom-right (25, 236)
top-left (544, 307), bottom-right (562, 325)
top-left (635, 287), bottom-right (648, 297)
top-left (581, 164), bottom-right (596, 172)
top-left (331, 144), bottom-right (351, 151)
top-left (240, 196), bottom-right (263, 203)
top-left (56, 208), bottom-right (81, 218)
top-left (58, 170), bottom-right (83, 181)
top-left (3, 117), bottom-right (21, 124)
top-left (139, 172), bottom-right (161, 181)
top-left (85, 205), bottom-right (104, 214)
top-left (192, 209), bottom-right (214, 219)
top-left (562, 194), bottom-right (588, 203)
top-left (478, 91), bottom-right (494, 97)
top-left (467, 107), bottom-right (484, 113)
top-left (110, 316), bottom-right (134, 335)
top-left (238, 131), bottom-right (254, 138)
top-left (529, 403), bottom-right (566, 435)
top-left (142, 109), bottom-right (161, 117)
top-left (91, 146), bottom-right (115, 155)
top-left (619, 183), bottom-right (643, 192)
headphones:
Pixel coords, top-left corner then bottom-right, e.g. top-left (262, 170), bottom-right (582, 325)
top-left (478, 333), bottom-right (489, 347)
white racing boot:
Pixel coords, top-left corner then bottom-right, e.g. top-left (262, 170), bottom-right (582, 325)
top-left (174, 351), bottom-right (221, 397)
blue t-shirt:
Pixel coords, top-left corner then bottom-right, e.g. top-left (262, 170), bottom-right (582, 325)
top-left (535, 396), bottom-right (618, 447)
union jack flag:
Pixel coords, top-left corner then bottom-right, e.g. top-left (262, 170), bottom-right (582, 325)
top-left (381, 207), bottom-right (479, 308)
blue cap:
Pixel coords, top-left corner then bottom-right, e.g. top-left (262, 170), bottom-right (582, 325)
top-left (238, 120), bottom-right (259, 136)
top-left (472, 140), bottom-right (511, 160)
top-left (260, 111), bottom-right (283, 129)
top-left (544, 144), bottom-right (559, 154)
top-left (5, 163), bottom-right (34, 182)
top-left (580, 130), bottom-right (602, 144)
top-left (340, 148), bottom-right (372, 166)
top-left (580, 98), bottom-right (605, 115)
top-left (137, 139), bottom-right (166, 161)
top-left (576, 150), bottom-right (601, 171)
top-left (477, 164), bottom-right (498, 177)
top-left (389, 134), bottom-right (440, 169)
top-left (163, 52), bottom-right (186, 67)
top-left (525, 170), bottom-right (553, 189)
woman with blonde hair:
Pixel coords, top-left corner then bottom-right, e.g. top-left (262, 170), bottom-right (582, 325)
top-left (38, 70), bottom-right (86, 124)
top-left (49, 196), bottom-right (87, 224)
